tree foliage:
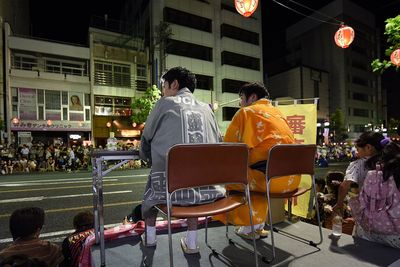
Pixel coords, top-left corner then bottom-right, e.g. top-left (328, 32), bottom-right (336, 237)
top-left (371, 15), bottom-right (400, 73)
top-left (330, 108), bottom-right (348, 141)
top-left (130, 85), bottom-right (161, 125)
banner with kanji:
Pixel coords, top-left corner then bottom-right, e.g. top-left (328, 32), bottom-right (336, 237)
top-left (276, 103), bottom-right (317, 218)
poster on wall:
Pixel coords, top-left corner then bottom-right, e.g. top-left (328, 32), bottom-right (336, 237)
top-left (19, 88), bottom-right (37, 120)
top-left (69, 92), bottom-right (84, 111)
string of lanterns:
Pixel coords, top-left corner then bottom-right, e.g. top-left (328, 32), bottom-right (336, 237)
top-left (234, 0), bottom-right (355, 49)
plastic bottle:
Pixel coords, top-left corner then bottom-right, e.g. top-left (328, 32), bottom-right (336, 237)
top-left (332, 214), bottom-right (342, 237)
top-left (106, 132), bottom-right (118, 151)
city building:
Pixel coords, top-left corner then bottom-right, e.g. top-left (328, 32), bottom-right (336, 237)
top-left (267, 0), bottom-right (384, 139)
top-left (4, 22), bottom-right (92, 146)
top-left (125, 0), bottom-right (264, 133)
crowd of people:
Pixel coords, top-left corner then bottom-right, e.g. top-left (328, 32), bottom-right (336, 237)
top-left (0, 142), bottom-right (141, 175)
top-left (1, 66), bottom-right (399, 266)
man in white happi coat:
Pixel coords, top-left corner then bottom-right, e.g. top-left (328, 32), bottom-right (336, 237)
top-left (140, 67), bottom-right (225, 253)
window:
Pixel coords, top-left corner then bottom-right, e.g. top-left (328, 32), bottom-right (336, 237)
top-left (85, 94), bottom-right (91, 106)
top-left (223, 107), bottom-right (239, 121)
top-left (62, 91), bottom-right (68, 105)
top-left (136, 80), bottom-right (148, 91)
top-left (221, 24), bottom-right (259, 45)
top-left (196, 74), bottom-right (213, 90)
top-left (352, 76), bottom-right (368, 86)
top-left (44, 59), bottom-right (87, 76)
top-left (85, 109), bottom-right (91, 121)
top-left (37, 90), bottom-right (44, 104)
top-left (94, 61), bottom-right (131, 87)
top-left (221, 51), bottom-right (260, 70)
top-left (353, 92), bottom-right (369, 102)
top-left (222, 78), bottom-right (247, 93)
top-left (137, 64), bottom-right (147, 78)
top-left (45, 91), bottom-right (61, 110)
top-left (353, 108), bottom-right (369, 117)
top-left (164, 7), bottom-right (212, 32)
top-left (166, 39), bottom-right (212, 61)
top-left (314, 81), bottom-right (319, 98)
top-left (12, 55), bottom-right (38, 70)
top-left (352, 60), bottom-right (368, 71)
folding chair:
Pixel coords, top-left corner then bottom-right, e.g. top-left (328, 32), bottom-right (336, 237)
top-left (156, 143), bottom-right (259, 267)
top-left (265, 144), bottom-right (322, 262)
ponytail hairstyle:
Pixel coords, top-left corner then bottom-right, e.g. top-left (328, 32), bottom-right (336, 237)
top-left (355, 131), bottom-right (385, 170)
top-left (380, 140), bottom-right (400, 189)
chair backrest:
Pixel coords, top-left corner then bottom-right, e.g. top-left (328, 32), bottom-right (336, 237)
top-left (266, 144), bottom-right (316, 179)
top-left (166, 143), bottom-right (248, 193)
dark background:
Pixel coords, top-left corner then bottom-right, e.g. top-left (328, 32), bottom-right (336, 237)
top-left (29, 0), bottom-right (400, 119)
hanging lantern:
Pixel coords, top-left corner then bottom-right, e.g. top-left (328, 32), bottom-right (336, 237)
top-left (234, 0), bottom-right (259, 17)
top-left (390, 49), bottom-right (400, 66)
top-left (47, 119), bottom-right (53, 126)
top-left (12, 117), bottom-right (19, 125)
top-left (334, 25), bottom-right (355, 48)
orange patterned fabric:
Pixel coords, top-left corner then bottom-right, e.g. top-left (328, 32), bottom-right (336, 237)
top-left (215, 99), bottom-right (300, 226)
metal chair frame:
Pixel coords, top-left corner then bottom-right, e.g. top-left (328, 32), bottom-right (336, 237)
top-left (264, 144), bottom-right (323, 263)
top-left (156, 143), bottom-right (259, 267)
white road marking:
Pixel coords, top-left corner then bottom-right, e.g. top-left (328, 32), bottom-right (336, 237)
top-left (0, 190), bottom-right (133, 204)
top-left (1, 179), bottom-right (119, 187)
top-left (0, 174), bottom-right (148, 187)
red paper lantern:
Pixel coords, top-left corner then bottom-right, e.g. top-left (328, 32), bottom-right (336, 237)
top-left (234, 0), bottom-right (259, 17)
top-left (390, 49), bottom-right (400, 67)
top-left (334, 25), bottom-right (355, 48)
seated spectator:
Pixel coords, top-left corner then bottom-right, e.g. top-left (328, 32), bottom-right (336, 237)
top-left (19, 157), bottom-right (29, 173)
top-left (0, 254), bottom-right (47, 267)
top-left (47, 157), bottom-right (55, 172)
top-left (0, 207), bottom-right (63, 267)
top-left (6, 160), bottom-right (14, 174)
top-left (61, 211), bottom-right (94, 267)
top-left (28, 160), bottom-right (37, 172)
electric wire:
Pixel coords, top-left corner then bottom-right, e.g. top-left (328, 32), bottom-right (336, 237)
top-left (271, 0), bottom-right (343, 26)
top-left (287, 0), bottom-right (343, 24)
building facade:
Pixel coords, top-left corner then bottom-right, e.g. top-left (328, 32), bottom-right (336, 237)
top-left (282, 0), bottom-right (383, 138)
top-left (4, 22), bottom-right (92, 146)
top-left (126, 0), bottom-right (264, 133)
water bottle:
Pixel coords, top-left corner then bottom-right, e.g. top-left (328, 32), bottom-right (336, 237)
top-left (332, 214), bottom-right (342, 237)
top-left (106, 132), bottom-right (118, 151)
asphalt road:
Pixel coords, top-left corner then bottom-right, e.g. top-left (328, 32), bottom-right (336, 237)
top-left (0, 167), bottom-right (150, 249)
top-left (0, 162), bottom-right (348, 249)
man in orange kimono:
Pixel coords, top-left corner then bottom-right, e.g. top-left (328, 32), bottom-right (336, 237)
top-left (215, 82), bottom-right (300, 239)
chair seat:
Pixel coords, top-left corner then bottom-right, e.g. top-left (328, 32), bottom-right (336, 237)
top-left (269, 187), bottom-right (310, 199)
top-left (157, 195), bottom-right (246, 218)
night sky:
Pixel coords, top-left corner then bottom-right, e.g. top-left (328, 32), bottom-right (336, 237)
top-left (29, 0), bottom-right (400, 119)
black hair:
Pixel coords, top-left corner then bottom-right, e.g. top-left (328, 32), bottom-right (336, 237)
top-left (73, 211), bottom-right (94, 231)
top-left (238, 82), bottom-right (270, 100)
top-left (0, 255), bottom-right (47, 267)
top-left (161, 67), bottom-right (196, 93)
top-left (326, 171), bottom-right (344, 198)
top-left (315, 177), bottom-right (326, 192)
top-left (9, 207), bottom-right (45, 240)
top-left (355, 131), bottom-right (384, 170)
top-left (381, 141), bottom-right (400, 189)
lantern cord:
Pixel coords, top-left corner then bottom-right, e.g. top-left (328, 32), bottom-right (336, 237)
top-left (272, 0), bottom-right (343, 26)
top-left (286, 0), bottom-right (343, 24)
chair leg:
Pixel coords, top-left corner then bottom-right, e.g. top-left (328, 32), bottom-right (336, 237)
top-left (247, 188), bottom-right (259, 267)
top-left (265, 182), bottom-right (276, 263)
top-left (270, 176), bottom-right (323, 247)
top-left (288, 198), bottom-right (292, 221)
top-left (167, 206), bottom-right (173, 267)
top-left (311, 176), bottom-right (323, 246)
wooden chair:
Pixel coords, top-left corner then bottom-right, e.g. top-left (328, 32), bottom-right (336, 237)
top-left (156, 143), bottom-right (259, 267)
top-left (265, 144), bottom-right (322, 262)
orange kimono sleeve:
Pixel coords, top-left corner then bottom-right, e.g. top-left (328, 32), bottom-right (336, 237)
top-left (223, 109), bottom-right (244, 142)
